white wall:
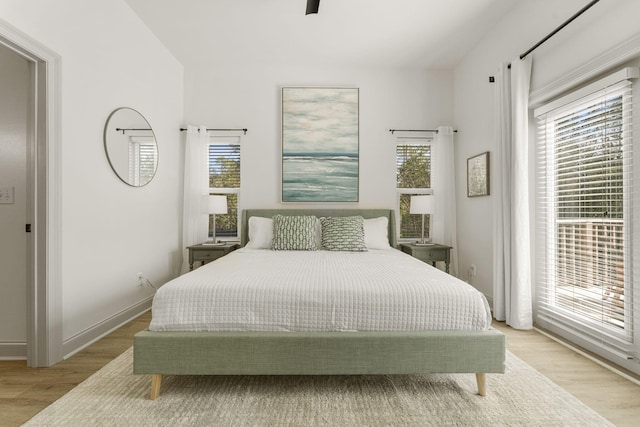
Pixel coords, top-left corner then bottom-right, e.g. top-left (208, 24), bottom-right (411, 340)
top-left (0, 0), bottom-right (184, 355)
top-left (0, 45), bottom-right (28, 346)
top-left (453, 0), bottom-right (640, 300)
top-left (184, 63), bottom-right (453, 211)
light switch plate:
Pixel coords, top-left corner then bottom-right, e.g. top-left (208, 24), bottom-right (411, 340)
top-left (0, 187), bottom-right (15, 204)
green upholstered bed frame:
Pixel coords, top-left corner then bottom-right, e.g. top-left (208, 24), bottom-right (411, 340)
top-left (133, 209), bottom-right (505, 399)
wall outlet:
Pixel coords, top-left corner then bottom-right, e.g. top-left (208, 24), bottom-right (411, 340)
top-left (469, 265), bottom-right (476, 277)
top-left (137, 272), bottom-right (157, 290)
top-left (0, 187), bottom-right (15, 204)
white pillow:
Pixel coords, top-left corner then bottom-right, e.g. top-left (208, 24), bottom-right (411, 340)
top-left (245, 216), bottom-right (273, 249)
top-left (363, 217), bottom-right (390, 249)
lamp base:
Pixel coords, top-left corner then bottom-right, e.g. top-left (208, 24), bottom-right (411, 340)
top-left (414, 242), bottom-right (435, 246)
top-left (202, 241), bottom-right (225, 246)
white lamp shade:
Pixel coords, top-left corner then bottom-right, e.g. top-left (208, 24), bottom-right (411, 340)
top-left (409, 195), bottom-right (434, 214)
top-left (208, 195), bottom-right (228, 215)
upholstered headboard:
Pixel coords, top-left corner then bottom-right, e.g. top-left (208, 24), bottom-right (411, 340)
top-left (241, 209), bottom-right (397, 248)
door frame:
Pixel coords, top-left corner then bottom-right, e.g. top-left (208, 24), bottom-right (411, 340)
top-left (0, 18), bottom-right (62, 367)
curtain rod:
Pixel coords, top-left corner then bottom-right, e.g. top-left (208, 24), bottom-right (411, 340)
top-left (180, 128), bottom-right (248, 135)
top-left (389, 129), bottom-right (458, 134)
top-left (115, 128), bottom-right (152, 134)
top-left (519, 0), bottom-right (600, 61)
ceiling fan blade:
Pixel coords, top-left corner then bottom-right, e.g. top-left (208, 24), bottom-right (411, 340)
top-left (306, 0), bottom-right (320, 15)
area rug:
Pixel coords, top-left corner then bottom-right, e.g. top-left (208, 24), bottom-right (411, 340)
top-left (22, 349), bottom-right (612, 427)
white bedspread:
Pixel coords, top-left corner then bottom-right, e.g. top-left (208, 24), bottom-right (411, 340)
top-left (150, 248), bottom-right (492, 332)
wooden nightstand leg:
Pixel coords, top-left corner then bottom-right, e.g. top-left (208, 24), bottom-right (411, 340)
top-left (445, 262), bottom-right (450, 274)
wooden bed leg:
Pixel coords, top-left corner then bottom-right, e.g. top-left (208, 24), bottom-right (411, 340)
top-left (476, 373), bottom-right (487, 397)
top-left (150, 374), bottom-right (162, 400)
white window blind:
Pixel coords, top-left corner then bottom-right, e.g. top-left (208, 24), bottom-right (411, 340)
top-left (396, 143), bottom-right (431, 189)
top-left (396, 140), bottom-right (432, 239)
top-left (535, 72), bottom-right (637, 364)
top-left (209, 141), bottom-right (240, 188)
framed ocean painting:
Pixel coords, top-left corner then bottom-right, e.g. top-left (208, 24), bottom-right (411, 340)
top-left (281, 87), bottom-right (359, 202)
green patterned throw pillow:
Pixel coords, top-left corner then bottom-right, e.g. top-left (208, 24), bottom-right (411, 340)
top-left (320, 216), bottom-right (367, 252)
top-left (272, 215), bottom-right (318, 251)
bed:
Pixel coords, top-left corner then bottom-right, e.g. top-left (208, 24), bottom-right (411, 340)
top-left (134, 209), bottom-right (505, 399)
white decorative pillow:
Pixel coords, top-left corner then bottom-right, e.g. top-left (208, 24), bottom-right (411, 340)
top-left (320, 216), bottom-right (367, 252)
top-left (245, 216), bottom-right (273, 249)
top-left (364, 217), bottom-right (390, 249)
top-left (272, 215), bottom-right (318, 251)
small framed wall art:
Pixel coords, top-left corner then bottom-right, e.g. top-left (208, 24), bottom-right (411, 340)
top-left (467, 151), bottom-right (490, 197)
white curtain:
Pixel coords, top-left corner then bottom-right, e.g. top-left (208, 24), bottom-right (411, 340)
top-left (180, 125), bottom-right (210, 274)
top-left (493, 57), bottom-right (533, 329)
top-left (431, 126), bottom-right (458, 276)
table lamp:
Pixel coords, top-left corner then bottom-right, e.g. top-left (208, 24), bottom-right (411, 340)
top-left (410, 195), bottom-right (434, 245)
top-left (207, 195), bottom-right (228, 245)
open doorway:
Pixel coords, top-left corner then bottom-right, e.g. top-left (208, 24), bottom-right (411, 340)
top-left (0, 20), bottom-right (62, 367)
top-left (0, 43), bottom-right (29, 361)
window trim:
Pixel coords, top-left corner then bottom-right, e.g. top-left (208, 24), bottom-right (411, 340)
top-left (395, 137), bottom-right (433, 242)
top-left (208, 135), bottom-right (241, 241)
top-left (534, 67), bottom-right (638, 370)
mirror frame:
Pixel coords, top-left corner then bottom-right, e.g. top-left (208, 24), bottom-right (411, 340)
top-left (103, 107), bottom-right (158, 187)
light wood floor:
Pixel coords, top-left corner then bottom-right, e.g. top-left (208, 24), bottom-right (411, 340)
top-left (492, 321), bottom-right (640, 427)
top-left (1, 313), bottom-right (639, 426)
top-left (0, 313), bottom-right (150, 427)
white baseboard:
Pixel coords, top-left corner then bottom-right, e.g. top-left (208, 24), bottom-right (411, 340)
top-left (62, 297), bottom-right (152, 359)
top-left (0, 343), bottom-right (27, 360)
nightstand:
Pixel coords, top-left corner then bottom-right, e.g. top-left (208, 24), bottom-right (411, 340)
top-left (399, 243), bottom-right (452, 273)
top-left (187, 243), bottom-right (239, 271)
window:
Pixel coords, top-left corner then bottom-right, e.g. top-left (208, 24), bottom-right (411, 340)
top-left (535, 69), bottom-right (636, 365)
top-left (396, 138), bottom-right (432, 239)
top-left (208, 136), bottom-right (240, 238)
top-left (128, 136), bottom-right (157, 186)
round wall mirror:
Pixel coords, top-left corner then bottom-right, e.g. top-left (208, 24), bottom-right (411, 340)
top-left (103, 107), bottom-right (158, 187)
